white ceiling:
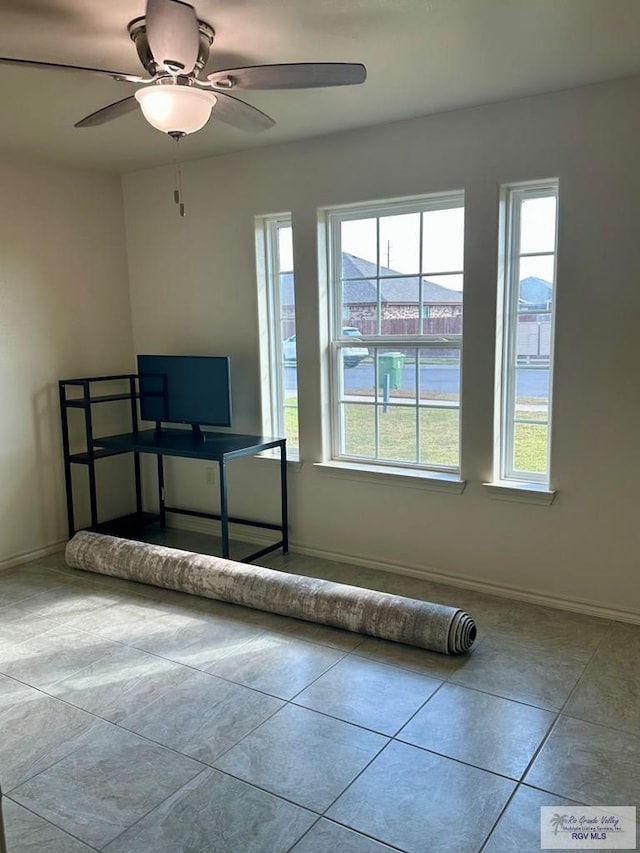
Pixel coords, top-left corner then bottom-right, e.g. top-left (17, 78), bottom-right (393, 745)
top-left (0, 0), bottom-right (639, 174)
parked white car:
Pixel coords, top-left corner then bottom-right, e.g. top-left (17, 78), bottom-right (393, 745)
top-left (283, 327), bottom-right (368, 367)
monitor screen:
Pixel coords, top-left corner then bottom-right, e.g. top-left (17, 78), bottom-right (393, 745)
top-left (137, 354), bottom-right (232, 429)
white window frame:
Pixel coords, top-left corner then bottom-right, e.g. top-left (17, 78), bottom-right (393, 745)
top-left (497, 180), bottom-right (558, 487)
top-left (255, 214), bottom-right (298, 458)
top-left (326, 192), bottom-right (464, 474)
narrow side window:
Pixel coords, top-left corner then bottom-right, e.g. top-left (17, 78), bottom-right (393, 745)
top-left (497, 181), bottom-right (558, 485)
top-left (256, 216), bottom-right (299, 456)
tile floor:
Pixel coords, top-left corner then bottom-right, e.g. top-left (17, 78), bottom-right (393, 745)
top-left (1, 530), bottom-right (639, 852)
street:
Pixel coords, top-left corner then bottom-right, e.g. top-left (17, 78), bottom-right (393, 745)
top-left (283, 362), bottom-right (549, 398)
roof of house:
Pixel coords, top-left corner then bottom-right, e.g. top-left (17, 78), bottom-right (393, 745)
top-left (280, 252), bottom-right (464, 307)
top-left (519, 276), bottom-right (553, 306)
top-left (282, 257), bottom-right (553, 309)
top-left (342, 253), bottom-right (462, 304)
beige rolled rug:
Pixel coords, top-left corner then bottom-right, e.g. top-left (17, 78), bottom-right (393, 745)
top-left (65, 531), bottom-right (477, 655)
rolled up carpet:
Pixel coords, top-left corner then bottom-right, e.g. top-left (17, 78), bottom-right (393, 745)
top-left (65, 531), bottom-right (477, 655)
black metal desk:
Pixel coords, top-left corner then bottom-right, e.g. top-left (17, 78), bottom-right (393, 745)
top-left (94, 429), bottom-right (288, 563)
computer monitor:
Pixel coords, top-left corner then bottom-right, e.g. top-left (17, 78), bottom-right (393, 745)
top-left (137, 354), bottom-right (232, 433)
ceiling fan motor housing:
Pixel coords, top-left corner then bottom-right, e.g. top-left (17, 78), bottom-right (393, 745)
top-left (127, 17), bottom-right (214, 78)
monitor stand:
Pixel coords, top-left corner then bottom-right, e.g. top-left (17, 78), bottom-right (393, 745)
top-left (153, 423), bottom-right (207, 444)
top-left (191, 424), bottom-right (206, 443)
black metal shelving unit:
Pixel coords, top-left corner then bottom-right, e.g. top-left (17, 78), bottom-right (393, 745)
top-left (58, 374), bottom-right (157, 537)
top-left (59, 374), bottom-right (289, 562)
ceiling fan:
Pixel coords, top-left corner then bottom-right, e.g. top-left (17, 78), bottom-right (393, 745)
top-left (0, 0), bottom-right (367, 138)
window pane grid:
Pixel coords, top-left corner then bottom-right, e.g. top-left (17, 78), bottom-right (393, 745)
top-left (332, 333), bottom-right (461, 470)
top-left (330, 194), bottom-right (464, 473)
top-left (339, 405), bottom-right (459, 471)
top-left (335, 201), bottom-right (463, 343)
top-left (421, 268), bottom-right (464, 278)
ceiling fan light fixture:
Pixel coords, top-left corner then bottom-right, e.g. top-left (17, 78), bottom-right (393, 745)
top-left (135, 85), bottom-right (217, 134)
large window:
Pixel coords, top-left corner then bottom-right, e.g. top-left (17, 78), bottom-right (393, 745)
top-left (327, 193), bottom-right (464, 472)
top-left (256, 216), bottom-right (299, 456)
top-left (497, 181), bottom-right (558, 486)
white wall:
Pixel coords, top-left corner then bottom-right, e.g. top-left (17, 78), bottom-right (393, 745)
top-left (0, 157), bottom-right (135, 564)
top-left (122, 76), bottom-right (640, 618)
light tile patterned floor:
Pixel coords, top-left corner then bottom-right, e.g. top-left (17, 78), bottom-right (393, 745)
top-left (0, 532), bottom-right (639, 852)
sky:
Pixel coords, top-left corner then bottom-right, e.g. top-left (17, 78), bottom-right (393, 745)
top-left (278, 196), bottom-right (556, 291)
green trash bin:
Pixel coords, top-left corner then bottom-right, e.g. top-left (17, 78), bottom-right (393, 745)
top-left (378, 351), bottom-right (405, 390)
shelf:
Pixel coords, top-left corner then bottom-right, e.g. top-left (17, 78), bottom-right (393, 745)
top-left (60, 372), bottom-right (144, 537)
top-left (90, 512), bottom-right (160, 536)
top-left (60, 374), bottom-right (138, 386)
top-left (64, 393), bottom-right (140, 408)
top-left (69, 448), bottom-right (132, 464)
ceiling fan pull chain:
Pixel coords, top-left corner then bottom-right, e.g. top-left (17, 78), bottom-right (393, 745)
top-left (178, 163), bottom-right (185, 217)
top-left (171, 133), bottom-right (186, 217)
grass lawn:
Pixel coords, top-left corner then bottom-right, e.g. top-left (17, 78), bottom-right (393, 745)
top-left (343, 404), bottom-right (459, 467)
top-left (284, 396), bottom-right (548, 473)
top-left (283, 403), bottom-right (299, 451)
top-left (513, 422), bottom-right (548, 473)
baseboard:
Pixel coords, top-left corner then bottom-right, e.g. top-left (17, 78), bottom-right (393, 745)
top-left (0, 539), bottom-right (67, 572)
top-left (295, 544), bottom-right (640, 626)
top-left (168, 514), bottom-right (640, 626)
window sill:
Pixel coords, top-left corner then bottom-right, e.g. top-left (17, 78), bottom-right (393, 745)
top-left (482, 480), bottom-right (556, 506)
top-left (314, 461), bottom-right (466, 493)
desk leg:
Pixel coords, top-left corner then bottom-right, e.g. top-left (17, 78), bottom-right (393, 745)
top-left (219, 460), bottom-right (229, 559)
top-left (83, 387), bottom-right (99, 529)
top-left (157, 455), bottom-right (166, 530)
top-left (0, 782), bottom-right (7, 853)
top-left (133, 451), bottom-right (143, 519)
top-left (59, 385), bottom-right (75, 537)
top-left (280, 441), bottom-right (289, 554)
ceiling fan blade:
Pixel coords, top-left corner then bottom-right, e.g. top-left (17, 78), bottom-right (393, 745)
top-left (74, 96), bottom-right (139, 128)
top-left (207, 62), bottom-right (367, 91)
top-left (0, 56), bottom-right (146, 83)
top-left (210, 91), bottom-right (275, 133)
top-left (146, 0), bottom-right (199, 75)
